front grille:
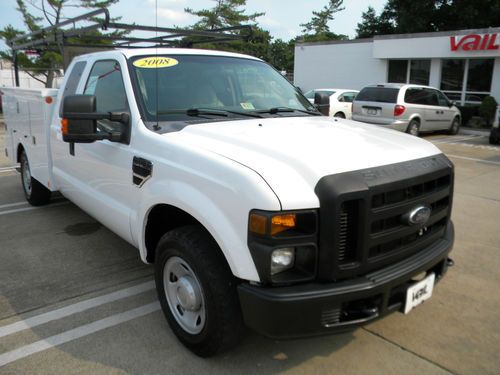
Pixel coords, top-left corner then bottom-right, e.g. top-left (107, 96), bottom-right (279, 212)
top-left (315, 154), bottom-right (454, 281)
top-left (367, 174), bottom-right (451, 262)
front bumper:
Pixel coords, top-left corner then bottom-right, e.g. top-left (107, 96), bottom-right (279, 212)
top-left (238, 222), bottom-right (454, 339)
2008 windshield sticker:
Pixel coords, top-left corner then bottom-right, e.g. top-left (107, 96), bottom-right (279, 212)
top-left (133, 57), bottom-right (179, 68)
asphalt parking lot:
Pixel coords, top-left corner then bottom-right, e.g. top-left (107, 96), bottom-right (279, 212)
top-left (0, 124), bottom-right (499, 375)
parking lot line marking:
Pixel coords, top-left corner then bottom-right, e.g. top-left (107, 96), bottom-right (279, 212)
top-left (431, 135), bottom-right (482, 144)
top-left (0, 167), bottom-right (17, 172)
top-left (0, 281), bottom-right (155, 338)
top-left (0, 201), bottom-right (69, 216)
top-left (0, 202), bottom-right (28, 210)
top-left (0, 302), bottom-right (161, 367)
top-left (447, 154), bottom-right (500, 166)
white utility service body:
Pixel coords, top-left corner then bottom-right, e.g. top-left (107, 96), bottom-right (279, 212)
top-left (2, 48), bottom-right (455, 356)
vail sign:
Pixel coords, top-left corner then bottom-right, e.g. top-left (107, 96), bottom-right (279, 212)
top-left (450, 33), bottom-right (499, 51)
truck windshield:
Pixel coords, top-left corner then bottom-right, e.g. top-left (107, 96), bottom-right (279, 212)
top-left (129, 54), bottom-right (315, 122)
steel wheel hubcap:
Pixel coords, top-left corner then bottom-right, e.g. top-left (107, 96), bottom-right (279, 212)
top-left (410, 123), bottom-right (418, 136)
top-left (22, 156), bottom-right (32, 195)
top-left (163, 256), bottom-right (206, 334)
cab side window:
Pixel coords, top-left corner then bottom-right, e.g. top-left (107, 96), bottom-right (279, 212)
top-left (84, 60), bottom-right (129, 136)
top-left (59, 61), bottom-right (87, 117)
top-left (84, 60), bottom-right (128, 113)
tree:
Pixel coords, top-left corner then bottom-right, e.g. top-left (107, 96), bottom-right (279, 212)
top-left (355, 6), bottom-right (394, 38)
top-left (185, 0), bottom-right (264, 30)
top-left (0, 0), bottom-right (121, 87)
top-left (356, 0), bottom-right (500, 38)
top-left (299, 0), bottom-right (346, 41)
top-left (182, 0), bottom-right (269, 59)
top-left (269, 39), bottom-right (294, 72)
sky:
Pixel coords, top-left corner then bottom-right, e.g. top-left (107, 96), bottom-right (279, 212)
top-left (0, 0), bottom-right (387, 50)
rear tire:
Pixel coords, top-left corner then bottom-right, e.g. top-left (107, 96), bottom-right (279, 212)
top-left (154, 225), bottom-right (244, 357)
top-left (406, 119), bottom-right (420, 137)
top-left (20, 150), bottom-right (51, 206)
top-left (448, 117), bottom-right (460, 135)
top-left (334, 112), bottom-right (345, 119)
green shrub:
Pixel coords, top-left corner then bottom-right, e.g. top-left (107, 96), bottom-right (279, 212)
top-left (479, 96), bottom-right (498, 127)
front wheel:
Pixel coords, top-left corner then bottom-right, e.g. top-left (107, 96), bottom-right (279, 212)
top-left (20, 150), bottom-right (51, 206)
top-left (154, 225), bottom-right (244, 357)
top-left (334, 112), bottom-right (345, 118)
top-left (448, 117), bottom-right (460, 135)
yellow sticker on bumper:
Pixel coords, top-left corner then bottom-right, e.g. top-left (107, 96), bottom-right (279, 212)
top-left (133, 57), bottom-right (179, 68)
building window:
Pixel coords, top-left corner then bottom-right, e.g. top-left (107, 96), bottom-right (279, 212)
top-left (409, 60), bottom-right (430, 85)
top-left (440, 58), bottom-right (494, 105)
top-left (440, 59), bottom-right (464, 91)
top-left (467, 59), bottom-right (494, 93)
top-left (388, 59), bottom-right (430, 85)
top-left (388, 60), bottom-right (408, 83)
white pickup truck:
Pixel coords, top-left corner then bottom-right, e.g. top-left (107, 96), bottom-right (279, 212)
top-left (2, 48), bottom-right (455, 357)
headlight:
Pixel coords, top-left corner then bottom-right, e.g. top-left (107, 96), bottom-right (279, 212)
top-left (271, 248), bottom-right (295, 275)
top-left (248, 210), bottom-right (318, 284)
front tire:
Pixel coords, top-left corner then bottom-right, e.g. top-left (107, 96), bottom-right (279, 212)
top-left (406, 119), bottom-right (420, 137)
top-left (154, 225), bottom-right (244, 357)
top-left (448, 117), bottom-right (460, 135)
top-left (20, 150), bottom-right (51, 206)
top-left (334, 112), bottom-right (345, 118)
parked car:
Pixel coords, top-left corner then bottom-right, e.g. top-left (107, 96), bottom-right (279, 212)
top-left (352, 84), bottom-right (461, 136)
top-left (304, 88), bottom-right (359, 119)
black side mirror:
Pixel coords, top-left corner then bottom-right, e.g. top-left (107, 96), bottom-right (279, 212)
top-left (314, 92), bottom-right (330, 116)
top-left (62, 95), bottom-right (97, 143)
top-left (62, 95), bottom-right (129, 143)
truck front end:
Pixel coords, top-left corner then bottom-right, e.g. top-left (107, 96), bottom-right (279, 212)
top-left (239, 154), bottom-right (454, 338)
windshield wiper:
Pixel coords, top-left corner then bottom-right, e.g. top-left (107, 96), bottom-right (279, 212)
top-left (256, 107), bottom-right (322, 116)
top-left (158, 108), bottom-right (264, 118)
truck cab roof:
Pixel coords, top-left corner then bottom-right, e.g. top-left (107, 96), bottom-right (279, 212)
top-left (72, 48), bottom-right (263, 63)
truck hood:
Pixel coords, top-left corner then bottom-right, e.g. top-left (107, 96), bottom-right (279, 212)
top-left (165, 116), bottom-right (442, 209)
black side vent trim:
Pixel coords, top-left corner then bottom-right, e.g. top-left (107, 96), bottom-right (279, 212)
top-left (133, 156), bottom-right (153, 187)
top-left (338, 200), bottom-right (359, 264)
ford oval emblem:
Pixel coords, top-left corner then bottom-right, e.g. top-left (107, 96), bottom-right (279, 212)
top-left (405, 205), bottom-right (432, 226)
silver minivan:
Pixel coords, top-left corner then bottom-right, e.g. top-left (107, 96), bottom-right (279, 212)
top-left (352, 84), bottom-right (461, 136)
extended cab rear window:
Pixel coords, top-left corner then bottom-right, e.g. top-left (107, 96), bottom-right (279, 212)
top-left (355, 87), bottom-right (399, 103)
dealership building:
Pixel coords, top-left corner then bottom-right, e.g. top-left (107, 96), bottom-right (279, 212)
top-left (294, 27), bottom-right (500, 106)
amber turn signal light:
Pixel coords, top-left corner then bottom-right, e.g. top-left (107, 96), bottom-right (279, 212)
top-left (271, 214), bottom-right (296, 235)
top-left (249, 213), bottom-right (297, 236)
top-left (61, 118), bottom-right (69, 135)
top-left (249, 213), bottom-right (267, 235)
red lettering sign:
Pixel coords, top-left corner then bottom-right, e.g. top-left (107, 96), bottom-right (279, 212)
top-left (450, 33), bottom-right (499, 51)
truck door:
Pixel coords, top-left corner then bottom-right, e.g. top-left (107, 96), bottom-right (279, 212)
top-left (52, 57), bottom-right (137, 244)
